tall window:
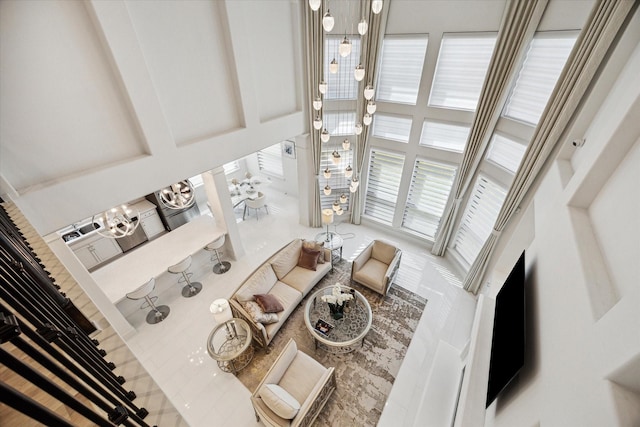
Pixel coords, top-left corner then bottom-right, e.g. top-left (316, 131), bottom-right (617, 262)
top-left (402, 159), bottom-right (457, 239)
top-left (429, 33), bottom-right (497, 111)
top-left (485, 133), bottom-right (527, 173)
top-left (503, 31), bottom-right (578, 125)
top-left (324, 111), bottom-right (356, 136)
top-left (376, 36), bottom-right (429, 105)
top-left (257, 142), bottom-right (283, 178)
top-left (371, 114), bottom-right (413, 143)
top-left (324, 36), bottom-right (361, 100)
top-left (318, 146), bottom-right (353, 213)
top-left (420, 120), bottom-right (470, 152)
top-left (363, 149), bottom-right (405, 226)
top-left (453, 175), bottom-right (507, 267)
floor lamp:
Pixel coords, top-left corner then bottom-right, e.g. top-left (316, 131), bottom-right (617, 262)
top-left (321, 208), bottom-right (334, 242)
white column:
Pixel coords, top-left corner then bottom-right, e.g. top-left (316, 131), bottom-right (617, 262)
top-left (202, 167), bottom-right (245, 259)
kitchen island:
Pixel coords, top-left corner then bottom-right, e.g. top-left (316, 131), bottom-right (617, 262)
top-left (92, 215), bottom-right (226, 304)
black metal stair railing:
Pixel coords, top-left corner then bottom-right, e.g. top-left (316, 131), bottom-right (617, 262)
top-left (0, 202), bottom-right (154, 426)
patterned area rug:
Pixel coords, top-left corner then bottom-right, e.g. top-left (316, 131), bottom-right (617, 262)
top-left (236, 259), bottom-right (427, 426)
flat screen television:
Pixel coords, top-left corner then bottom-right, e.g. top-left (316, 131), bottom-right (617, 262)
top-left (486, 251), bottom-right (526, 408)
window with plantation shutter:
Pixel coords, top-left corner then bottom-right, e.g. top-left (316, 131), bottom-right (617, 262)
top-left (429, 33), bottom-right (497, 111)
top-left (453, 175), bottom-right (507, 268)
top-left (363, 149), bottom-right (405, 225)
top-left (324, 111), bottom-right (356, 136)
top-left (318, 148), bottom-right (353, 214)
top-left (324, 36), bottom-right (361, 100)
top-left (223, 160), bottom-right (239, 175)
top-left (503, 31), bottom-right (578, 125)
top-left (376, 36), bottom-right (428, 105)
top-left (485, 133), bottom-right (526, 173)
top-left (420, 120), bottom-right (470, 152)
top-left (402, 159), bottom-right (457, 239)
top-left (257, 142), bottom-right (283, 178)
top-left (371, 113), bottom-right (412, 143)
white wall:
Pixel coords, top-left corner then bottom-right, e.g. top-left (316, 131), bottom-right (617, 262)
top-left (480, 30), bottom-right (640, 427)
top-left (0, 0), bottom-right (306, 235)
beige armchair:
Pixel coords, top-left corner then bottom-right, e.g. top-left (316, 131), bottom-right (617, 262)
top-left (251, 339), bottom-right (335, 427)
top-left (350, 240), bottom-right (402, 296)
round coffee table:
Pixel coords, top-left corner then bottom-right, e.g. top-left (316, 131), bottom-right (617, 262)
top-left (206, 318), bottom-right (254, 374)
top-left (304, 284), bottom-right (372, 354)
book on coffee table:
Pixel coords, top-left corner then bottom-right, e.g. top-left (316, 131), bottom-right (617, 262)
top-left (314, 319), bottom-right (334, 336)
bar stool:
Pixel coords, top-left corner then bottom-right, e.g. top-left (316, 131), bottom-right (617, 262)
top-left (205, 235), bottom-right (231, 274)
top-left (126, 278), bottom-right (170, 325)
top-left (168, 255), bottom-right (202, 297)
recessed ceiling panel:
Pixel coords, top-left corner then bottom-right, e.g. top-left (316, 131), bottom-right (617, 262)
top-left (242, 1), bottom-right (300, 122)
top-left (126, 0), bottom-right (242, 144)
top-left (0, 1), bottom-right (145, 191)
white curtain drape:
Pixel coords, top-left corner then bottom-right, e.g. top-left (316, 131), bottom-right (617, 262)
top-left (350, 0), bottom-right (386, 225)
top-left (305, 2), bottom-right (324, 227)
top-left (431, 0), bottom-right (547, 255)
top-left (463, 0), bottom-right (636, 293)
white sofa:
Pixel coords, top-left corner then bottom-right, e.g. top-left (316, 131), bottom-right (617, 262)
top-left (229, 239), bottom-right (331, 351)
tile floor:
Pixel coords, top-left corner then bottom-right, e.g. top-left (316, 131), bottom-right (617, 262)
top-left (121, 191), bottom-right (477, 426)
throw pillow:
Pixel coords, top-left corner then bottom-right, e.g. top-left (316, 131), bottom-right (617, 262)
top-left (254, 293), bottom-right (284, 313)
top-left (243, 301), bottom-right (278, 324)
top-left (297, 246), bottom-right (320, 271)
top-left (260, 383), bottom-right (300, 420)
top-left (302, 239), bottom-right (326, 264)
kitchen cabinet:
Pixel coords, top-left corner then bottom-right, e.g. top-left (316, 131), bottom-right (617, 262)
top-left (139, 209), bottom-right (165, 239)
top-left (70, 233), bottom-right (122, 270)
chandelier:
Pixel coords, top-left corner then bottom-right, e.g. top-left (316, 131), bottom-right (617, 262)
top-left (160, 180), bottom-right (196, 210)
top-left (93, 204), bottom-right (140, 239)
top-left (310, 0), bottom-right (382, 218)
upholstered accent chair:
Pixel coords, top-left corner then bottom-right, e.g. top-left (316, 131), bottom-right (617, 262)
top-left (251, 339), bottom-right (335, 427)
top-left (350, 240), bottom-right (402, 296)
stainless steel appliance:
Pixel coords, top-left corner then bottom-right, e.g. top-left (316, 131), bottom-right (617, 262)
top-left (145, 191), bottom-right (201, 231)
top-left (116, 217), bottom-right (148, 252)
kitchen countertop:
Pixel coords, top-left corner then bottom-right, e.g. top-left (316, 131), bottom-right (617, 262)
top-left (91, 215), bottom-right (225, 304)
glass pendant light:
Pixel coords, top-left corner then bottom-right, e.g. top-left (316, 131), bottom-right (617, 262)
top-left (339, 36), bottom-right (352, 57)
top-left (331, 150), bottom-right (341, 165)
top-left (323, 168), bottom-right (331, 179)
top-left (321, 128), bottom-right (330, 142)
top-left (350, 177), bottom-right (360, 192)
top-left (313, 115), bottom-right (323, 130)
top-left (345, 165), bottom-right (353, 178)
top-left (363, 113), bottom-right (372, 126)
top-left (355, 123), bottom-right (363, 135)
top-left (324, 185), bottom-right (332, 196)
top-left (329, 58), bottom-right (339, 74)
top-left (313, 97), bottom-right (322, 110)
top-left (358, 18), bottom-right (368, 35)
top-left (332, 200), bottom-right (340, 212)
top-left (342, 138), bottom-right (350, 150)
top-left (322, 10), bottom-right (335, 32)
top-left (339, 193), bottom-right (348, 204)
top-left (319, 81), bottom-right (328, 94)
top-left (367, 101), bottom-right (377, 114)
top-left (336, 206), bottom-right (344, 216)
top-left (309, 0), bottom-right (321, 11)
top-left (372, 0), bottom-right (383, 14)
top-left (354, 64), bottom-right (365, 81)
top-left (364, 85), bottom-right (375, 100)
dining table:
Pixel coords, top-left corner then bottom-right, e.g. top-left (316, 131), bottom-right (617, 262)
top-left (229, 177), bottom-right (268, 207)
